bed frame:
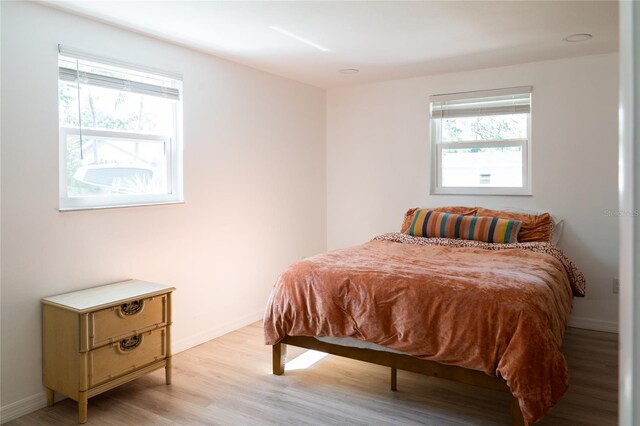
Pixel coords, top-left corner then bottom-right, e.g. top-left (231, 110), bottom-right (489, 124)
top-left (273, 335), bottom-right (525, 426)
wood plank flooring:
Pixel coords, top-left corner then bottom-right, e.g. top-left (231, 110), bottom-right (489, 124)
top-left (8, 322), bottom-right (617, 425)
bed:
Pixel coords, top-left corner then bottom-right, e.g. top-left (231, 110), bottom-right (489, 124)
top-left (264, 208), bottom-right (585, 425)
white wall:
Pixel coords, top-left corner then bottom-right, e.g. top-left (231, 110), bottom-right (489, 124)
top-left (327, 53), bottom-right (619, 331)
top-left (0, 1), bottom-right (326, 418)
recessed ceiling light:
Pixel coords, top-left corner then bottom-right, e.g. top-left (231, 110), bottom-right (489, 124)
top-left (563, 33), bottom-right (593, 42)
top-left (339, 69), bottom-right (359, 74)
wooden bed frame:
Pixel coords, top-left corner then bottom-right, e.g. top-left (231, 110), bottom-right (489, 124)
top-left (273, 335), bottom-right (525, 426)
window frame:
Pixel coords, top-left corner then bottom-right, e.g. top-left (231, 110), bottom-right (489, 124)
top-left (57, 46), bottom-right (183, 211)
top-left (429, 87), bottom-right (532, 196)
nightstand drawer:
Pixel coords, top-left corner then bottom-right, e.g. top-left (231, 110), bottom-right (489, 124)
top-left (88, 294), bottom-right (167, 349)
top-left (88, 328), bottom-right (167, 387)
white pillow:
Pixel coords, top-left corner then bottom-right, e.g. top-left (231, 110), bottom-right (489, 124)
top-left (550, 218), bottom-right (564, 245)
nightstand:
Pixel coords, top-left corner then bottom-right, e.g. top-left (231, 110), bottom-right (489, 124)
top-left (42, 280), bottom-right (175, 423)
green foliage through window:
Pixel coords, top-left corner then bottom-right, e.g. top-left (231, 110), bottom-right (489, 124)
top-left (442, 114), bottom-right (527, 143)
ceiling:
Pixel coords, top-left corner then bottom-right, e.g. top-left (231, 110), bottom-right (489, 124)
top-left (45, 1), bottom-right (619, 89)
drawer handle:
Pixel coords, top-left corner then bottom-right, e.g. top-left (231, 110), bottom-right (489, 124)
top-left (120, 300), bottom-right (143, 316)
top-left (119, 335), bottom-right (142, 351)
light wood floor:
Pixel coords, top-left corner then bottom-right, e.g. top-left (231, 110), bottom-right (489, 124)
top-left (10, 322), bottom-right (617, 425)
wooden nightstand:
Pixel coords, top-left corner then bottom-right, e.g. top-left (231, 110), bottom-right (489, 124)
top-left (42, 280), bottom-right (175, 423)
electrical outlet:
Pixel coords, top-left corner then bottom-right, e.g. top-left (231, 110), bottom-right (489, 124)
top-left (613, 278), bottom-right (620, 294)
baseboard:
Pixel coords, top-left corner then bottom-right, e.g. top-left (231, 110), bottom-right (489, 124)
top-left (172, 308), bottom-right (265, 354)
top-left (0, 392), bottom-right (47, 424)
top-left (569, 316), bottom-right (619, 333)
top-left (1, 309), bottom-right (265, 423)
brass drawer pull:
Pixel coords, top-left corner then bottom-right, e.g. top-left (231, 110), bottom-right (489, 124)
top-left (120, 300), bottom-right (143, 316)
top-left (119, 335), bottom-right (142, 351)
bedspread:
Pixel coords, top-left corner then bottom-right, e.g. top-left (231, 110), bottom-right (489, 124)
top-left (264, 234), bottom-right (584, 425)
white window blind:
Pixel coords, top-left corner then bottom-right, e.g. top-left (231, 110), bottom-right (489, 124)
top-left (58, 67), bottom-right (181, 101)
top-left (430, 86), bottom-right (532, 119)
top-left (58, 45), bottom-right (181, 101)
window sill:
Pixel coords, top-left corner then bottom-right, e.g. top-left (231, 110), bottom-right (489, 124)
top-left (59, 200), bottom-right (184, 212)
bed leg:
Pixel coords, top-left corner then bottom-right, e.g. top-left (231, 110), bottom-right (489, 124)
top-left (390, 367), bottom-right (398, 391)
top-left (272, 343), bottom-right (287, 375)
top-left (511, 397), bottom-right (525, 426)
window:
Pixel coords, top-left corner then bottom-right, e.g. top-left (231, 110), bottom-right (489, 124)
top-left (430, 86), bottom-right (532, 195)
top-left (58, 45), bottom-right (183, 210)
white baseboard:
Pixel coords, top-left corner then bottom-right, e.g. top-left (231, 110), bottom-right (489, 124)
top-left (569, 316), bottom-right (619, 333)
top-left (1, 309), bottom-right (265, 424)
top-left (0, 392), bottom-right (47, 424)
top-left (172, 308), bottom-right (264, 354)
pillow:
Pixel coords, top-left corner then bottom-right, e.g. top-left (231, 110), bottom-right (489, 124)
top-left (498, 207), bottom-right (563, 245)
top-left (400, 206), bottom-right (477, 233)
top-left (551, 218), bottom-right (564, 245)
top-left (475, 208), bottom-right (554, 243)
top-left (406, 209), bottom-right (522, 243)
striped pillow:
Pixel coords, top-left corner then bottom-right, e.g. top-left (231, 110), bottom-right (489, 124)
top-left (406, 209), bottom-right (522, 244)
